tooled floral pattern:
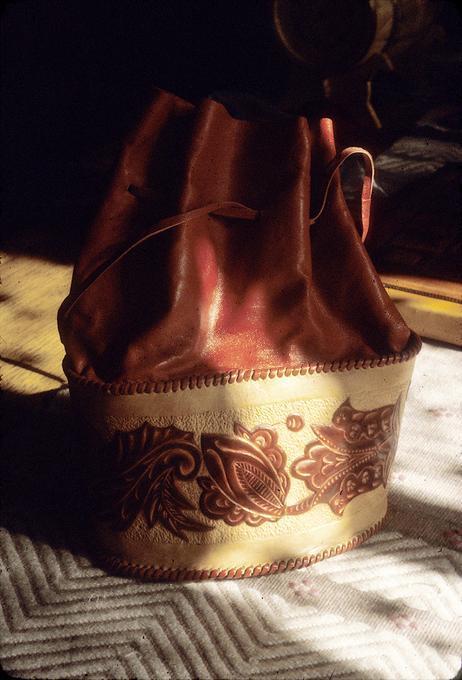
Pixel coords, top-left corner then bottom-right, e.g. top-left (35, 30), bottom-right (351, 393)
top-left (198, 423), bottom-right (290, 526)
top-left (290, 397), bottom-right (401, 515)
top-left (98, 397), bottom-right (401, 538)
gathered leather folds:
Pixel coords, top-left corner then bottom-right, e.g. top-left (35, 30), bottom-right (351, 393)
top-left (58, 88), bottom-right (411, 384)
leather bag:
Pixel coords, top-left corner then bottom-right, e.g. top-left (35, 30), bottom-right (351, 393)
top-left (59, 89), bottom-right (420, 581)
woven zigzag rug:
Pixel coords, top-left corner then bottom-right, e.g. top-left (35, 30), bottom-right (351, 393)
top-left (1, 254), bottom-right (461, 679)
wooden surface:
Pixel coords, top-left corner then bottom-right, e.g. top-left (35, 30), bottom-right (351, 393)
top-left (382, 274), bottom-right (462, 347)
top-left (0, 253), bottom-right (72, 394)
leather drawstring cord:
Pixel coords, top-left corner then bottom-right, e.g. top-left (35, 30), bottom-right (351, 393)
top-left (61, 201), bottom-right (259, 319)
top-left (61, 146), bottom-right (374, 318)
top-left (309, 146), bottom-right (374, 243)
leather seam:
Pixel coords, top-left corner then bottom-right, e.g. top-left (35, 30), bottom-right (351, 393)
top-left (64, 332), bottom-right (421, 396)
top-left (96, 518), bottom-right (384, 582)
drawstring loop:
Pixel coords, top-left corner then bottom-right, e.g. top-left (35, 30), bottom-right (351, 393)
top-left (309, 146), bottom-right (374, 243)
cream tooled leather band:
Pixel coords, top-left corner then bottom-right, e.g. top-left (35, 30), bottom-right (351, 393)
top-left (68, 341), bottom-right (419, 580)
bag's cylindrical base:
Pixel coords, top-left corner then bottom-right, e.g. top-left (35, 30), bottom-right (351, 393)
top-left (68, 334), bottom-right (420, 581)
top-left (98, 516), bottom-right (386, 582)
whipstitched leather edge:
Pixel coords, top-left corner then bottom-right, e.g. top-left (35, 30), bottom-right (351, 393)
top-left (97, 518), bottom-right (384, 582)
top-left (64, 333), bottom-right (421, 396)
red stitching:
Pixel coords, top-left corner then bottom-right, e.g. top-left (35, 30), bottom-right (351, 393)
top-left (97, 519), bottom-right (384, 582)
top-left (64, 333), bottom-right (421, 396)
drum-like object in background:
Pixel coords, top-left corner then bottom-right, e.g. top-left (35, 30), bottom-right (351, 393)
top-left (273, 0), bottom-right (439, 75)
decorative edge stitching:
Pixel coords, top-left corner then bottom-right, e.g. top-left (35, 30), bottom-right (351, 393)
top-left (97, 518), bottom-right (384, 582)
top-left (65, 332), bottom-right (421, 396)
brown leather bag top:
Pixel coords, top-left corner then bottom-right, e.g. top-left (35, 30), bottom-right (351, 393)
top-left (58, 88), bottom-right (410, 384)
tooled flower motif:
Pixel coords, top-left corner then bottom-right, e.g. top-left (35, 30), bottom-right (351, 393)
top-left (291, 397), bottom-right (401, 515)
top-left (198, 423), bottom-right (290, 526)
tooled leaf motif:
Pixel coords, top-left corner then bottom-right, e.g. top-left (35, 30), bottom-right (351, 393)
top-left (98, 422), bottom-right (211, 539)
top-left (198, 423), bottom-right (289, 526)
top-left (233, 460), bottom-right (286, 513)
top-left (291, 397), bottom-right (401, 515)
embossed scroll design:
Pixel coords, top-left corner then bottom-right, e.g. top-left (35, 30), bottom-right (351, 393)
top-left (290, 397), bottom-right (401, 516)
top-left (97, 423), bottom-right (212, 539)
top-left (98, 397), bottom-right (400, 539)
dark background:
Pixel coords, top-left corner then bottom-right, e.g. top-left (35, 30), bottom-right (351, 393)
top-left (2, 0), bottom-right (461, 262)
top-left (1, 0), bottom-right (287, 261)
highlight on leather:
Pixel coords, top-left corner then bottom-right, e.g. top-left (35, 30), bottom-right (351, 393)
top-left (62, 143), bottom-right (373, 322)
top-left (58, 90), bottom-right (411, 385)
top-left (61, 200), bottom-right (260, 319)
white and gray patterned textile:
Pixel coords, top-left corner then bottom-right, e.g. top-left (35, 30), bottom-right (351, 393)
top-left (1, 339), bottom-right (461, 680)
